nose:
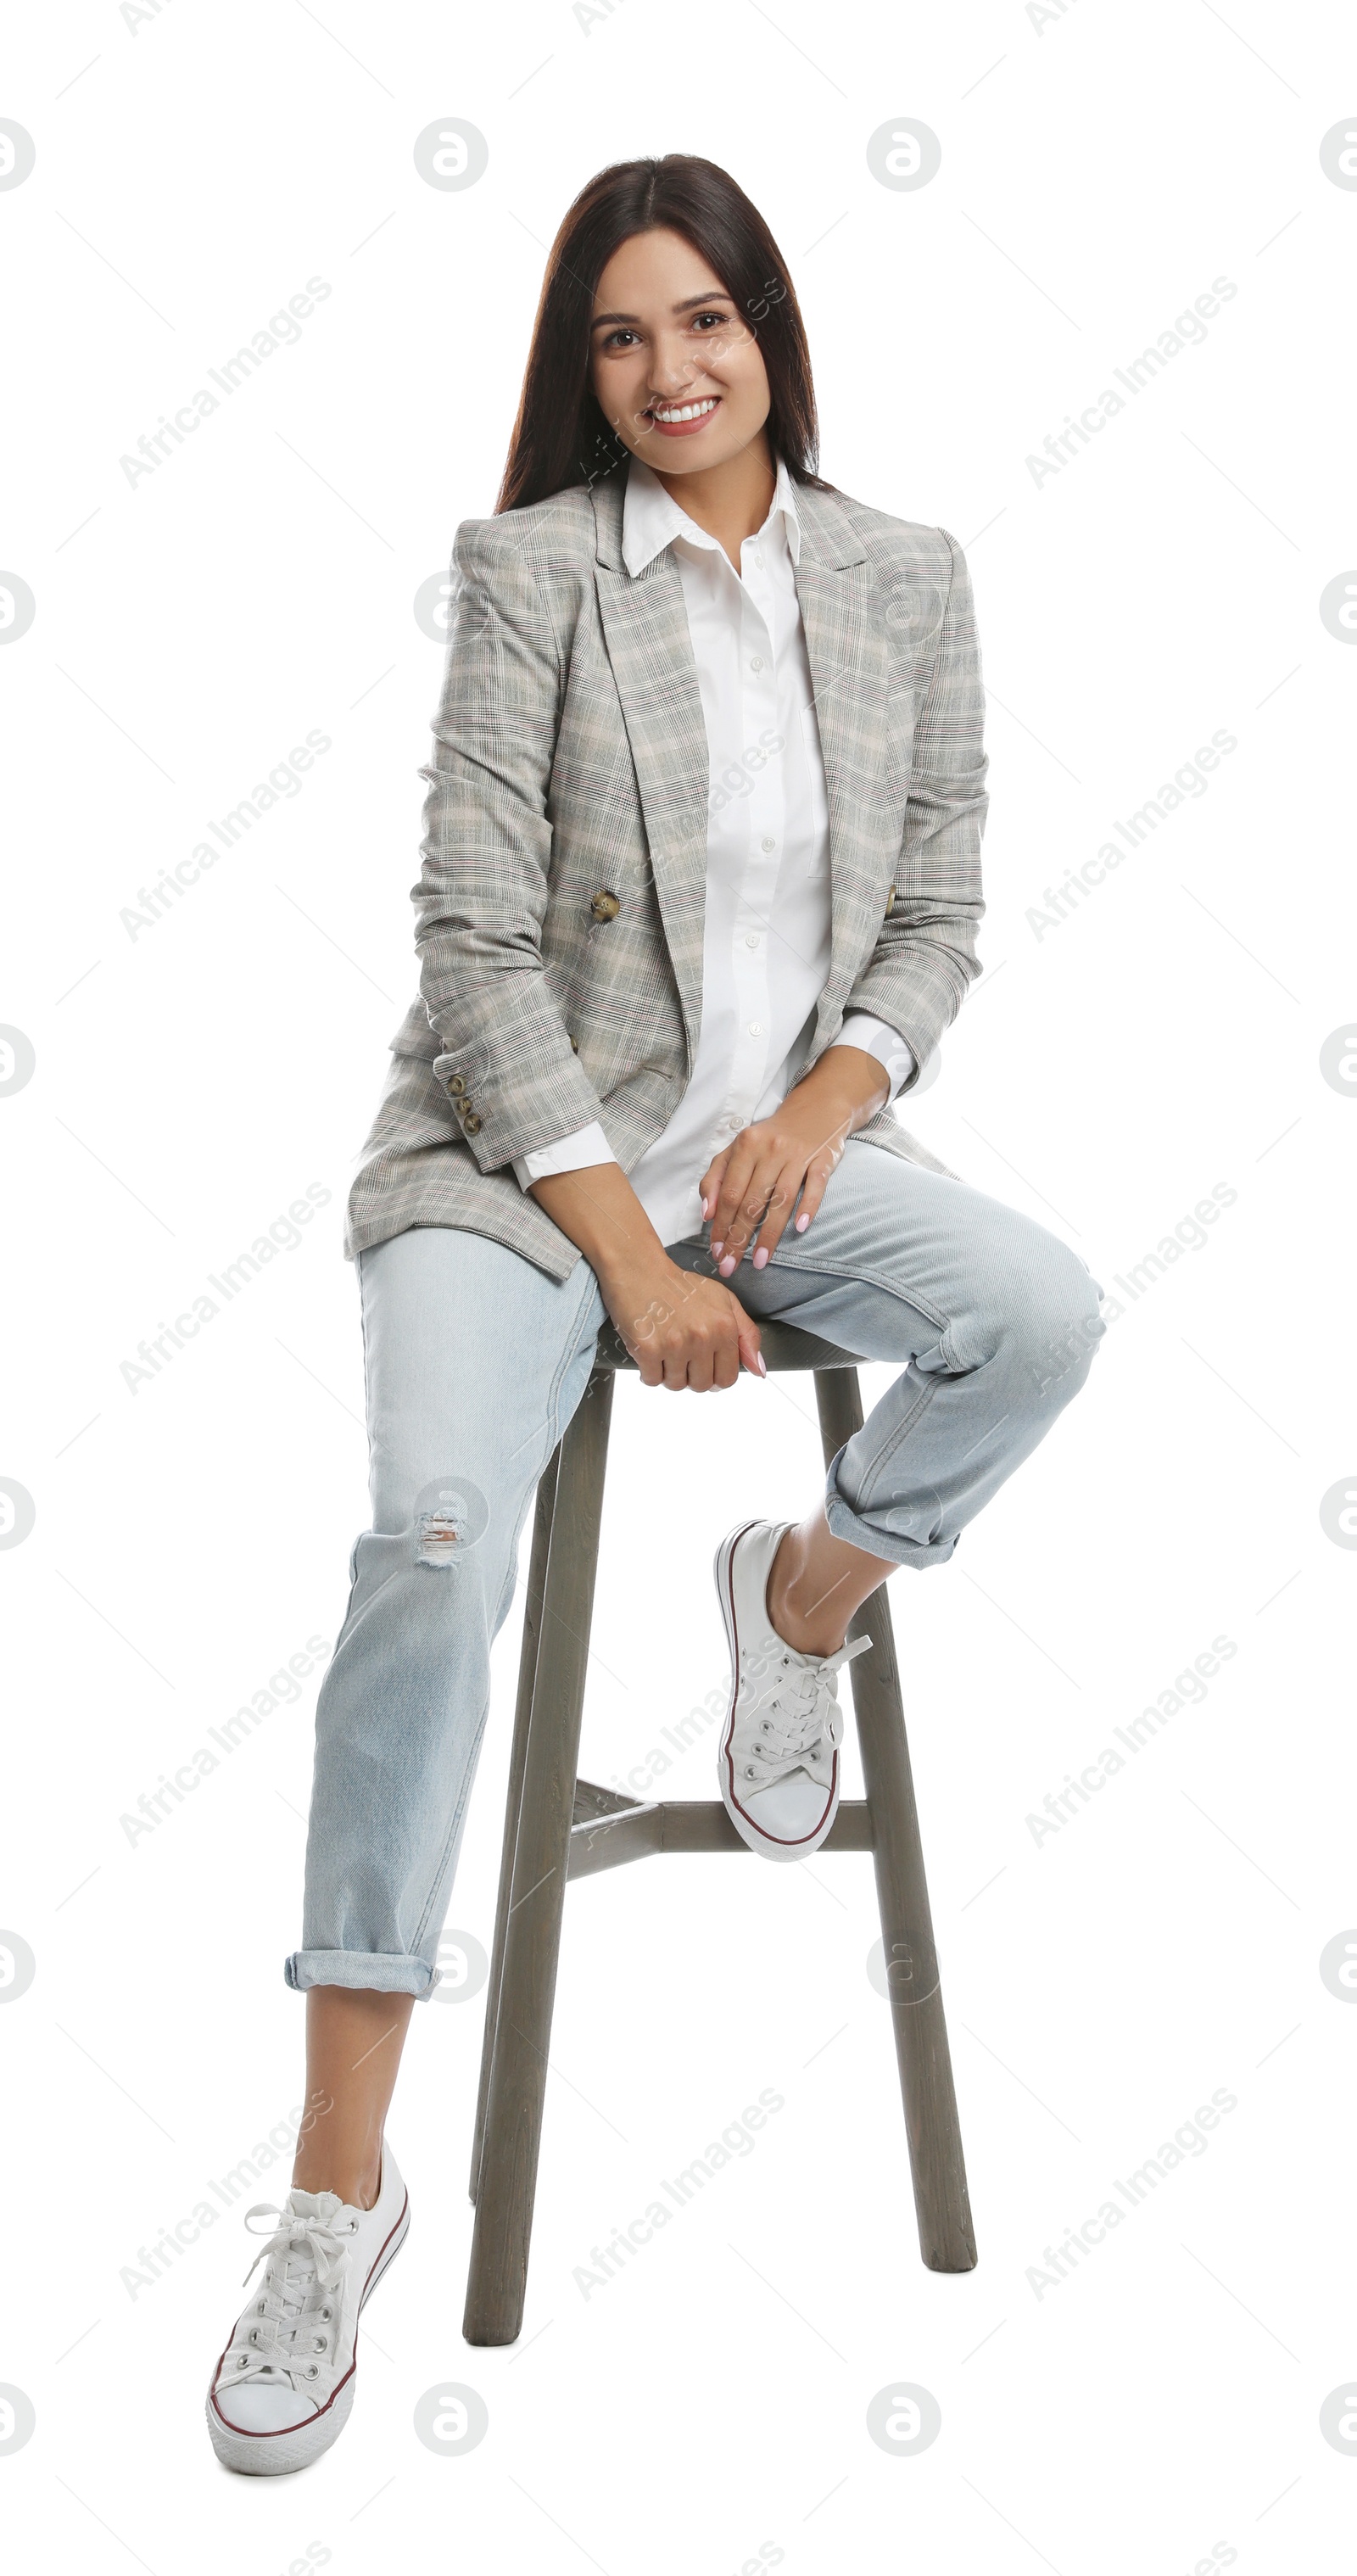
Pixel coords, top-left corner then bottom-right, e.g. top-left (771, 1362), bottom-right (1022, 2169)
top-left (646, 333), bottom-right (707, 397)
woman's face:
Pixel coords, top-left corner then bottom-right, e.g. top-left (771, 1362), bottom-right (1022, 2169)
top-left (588, 225), bottom-right (771, 478)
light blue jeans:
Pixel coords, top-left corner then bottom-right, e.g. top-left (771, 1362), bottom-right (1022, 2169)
top-left (286, 1140), bottom-right (1104, 1998)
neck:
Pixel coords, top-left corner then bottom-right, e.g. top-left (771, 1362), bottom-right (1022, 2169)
top-left (649, 432), bottom-right (778, 571)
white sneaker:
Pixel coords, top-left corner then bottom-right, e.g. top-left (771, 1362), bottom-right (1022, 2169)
top-left (715, 1519), bottom-right (871, 1862)
top-left (205, 2143), bottom-right (409, 2475)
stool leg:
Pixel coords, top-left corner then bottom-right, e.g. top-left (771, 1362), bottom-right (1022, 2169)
top-left (462, 1368), bottom-right (614, 2344)
top-left (469, 1444), bottom-right (561, 2204)
top-left (815, 1367), bottom-right (978, 2273)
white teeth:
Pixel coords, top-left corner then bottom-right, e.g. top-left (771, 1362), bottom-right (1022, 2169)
top-left (652, 397), bottom-right (718, 422)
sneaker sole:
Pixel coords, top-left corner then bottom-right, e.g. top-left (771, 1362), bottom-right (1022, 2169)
top-left (205, 2190), bottom-right (410, 2476)
top-left (715, 1522), bottom-right (840, 1863)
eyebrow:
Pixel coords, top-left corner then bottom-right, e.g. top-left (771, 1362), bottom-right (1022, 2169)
top-left (589, 291), bottom-right (734, 328)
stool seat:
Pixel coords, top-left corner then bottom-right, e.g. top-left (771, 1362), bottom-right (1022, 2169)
top-left (462, 1321), bottom-right (977, 2346)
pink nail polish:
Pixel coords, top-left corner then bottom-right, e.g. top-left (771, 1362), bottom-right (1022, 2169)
top-left (753, 1248), bottom-right (768, 1268)
top-left (719, 1255), bottom-right (736, 1277)
top-left (755, 1354), bottom-right (767, 1376)
top-left (796, 1213), bottom-right (810, 1232)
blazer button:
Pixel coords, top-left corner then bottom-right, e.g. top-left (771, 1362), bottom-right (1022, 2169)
top-left (448, 1073), bottom-right (466, 1093)
top-left (569, 1035), bottom-right (579, 1053)
top-left (590, 889), bottom-right (620, 923)
top-left (884, 888), bottom-right (896, 918)
top-left (463, 1112), bottom-right (482, 1133)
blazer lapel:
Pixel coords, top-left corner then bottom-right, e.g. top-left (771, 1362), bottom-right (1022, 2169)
top-left (590, 471), bottom-right (709, 1066)
top-left (791, 484), bottom-right (893, 1048)
top-left (589, 467), bottom-right (894, 1071)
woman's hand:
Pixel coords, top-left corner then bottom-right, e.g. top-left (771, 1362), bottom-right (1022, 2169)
top-left (522, 1159), bottom-right (763, 1389)
top-left (701, 1045), bottom-right (891, 1277)
top-left (601, 1249), bottom-right (765, 1390)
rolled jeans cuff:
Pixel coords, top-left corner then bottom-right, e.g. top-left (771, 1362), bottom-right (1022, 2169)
top-left (284, 1947), bottom-right (440, 1999)
top-left (823, 1440), bottom-right (960, 1570)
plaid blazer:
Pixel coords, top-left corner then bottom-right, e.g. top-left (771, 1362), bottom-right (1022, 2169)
top-left (345, 463), bottom-right (988, 1280)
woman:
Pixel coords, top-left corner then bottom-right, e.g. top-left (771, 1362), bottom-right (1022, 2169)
top-left (206, 153), bottom-right (1103, 2473)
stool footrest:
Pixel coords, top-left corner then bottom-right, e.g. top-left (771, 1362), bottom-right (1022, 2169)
top-left (568, 1779), bottom-right (874, 1877)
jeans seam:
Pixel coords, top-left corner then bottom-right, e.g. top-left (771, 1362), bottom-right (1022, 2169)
top-left (410, 1693), bottom-right (493, 1956)
top-left (762, 1244), bottom-right (955, 1344)
top-left (409, 1266), bottom-right (600, 1960)
top-left (839, 1370), bottom-right (942, 1500)
top-left (290, 1946), bottom-right (428, 1977)
top-left (544, 1271), bottom-right (606, 1452)
top-left (358, 1247), bottom-right (378, 1500)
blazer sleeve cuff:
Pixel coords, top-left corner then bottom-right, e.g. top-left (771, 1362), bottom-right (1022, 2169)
top-left (429, 980), bottom-right (609, 1168)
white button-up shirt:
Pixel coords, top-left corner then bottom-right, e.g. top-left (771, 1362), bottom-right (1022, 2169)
top-left (512, 450), bottom-right (913, 1249)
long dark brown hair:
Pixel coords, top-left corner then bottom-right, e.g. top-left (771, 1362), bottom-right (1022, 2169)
top-left (494, 154), bottom-right (835, 513)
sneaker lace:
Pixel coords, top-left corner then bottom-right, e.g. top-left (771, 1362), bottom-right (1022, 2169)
top-left (226, 2201), bottom-right (358, 2391)
top-left (740, 1631), bottom-right (872, 1781)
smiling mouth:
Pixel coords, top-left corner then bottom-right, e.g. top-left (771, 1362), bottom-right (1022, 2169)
top-left (647, 394), bottom-right (721, 427)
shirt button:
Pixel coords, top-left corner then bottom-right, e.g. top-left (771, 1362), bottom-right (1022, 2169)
top-left (761, 835), bottom-right (776, 852)
top-left (749, 656), bottom-right (763, 672)
top-left (745, 933), bottom-right (760, 948)
top-left (748, 1021), bottom-right (764, 1037)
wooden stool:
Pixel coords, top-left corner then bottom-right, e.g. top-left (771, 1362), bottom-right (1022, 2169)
top-left (463, 1316), bottom-right (976, 2344)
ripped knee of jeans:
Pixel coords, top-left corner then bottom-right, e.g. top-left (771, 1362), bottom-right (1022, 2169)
top-left (413, 1475), bottom-right (489, 1567)
top-left (416, 1507), bottom-right (464, 1566)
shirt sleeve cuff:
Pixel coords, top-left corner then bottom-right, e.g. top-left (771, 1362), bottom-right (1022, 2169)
top-left (511, 1121), bottom-right (617, 1192)
top-left (831, 1012), bottom-right (917, 1104)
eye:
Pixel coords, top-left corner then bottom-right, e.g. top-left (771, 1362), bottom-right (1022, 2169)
top-left (692, 310), bottom-right (730, 331)
top-left (600, 327), bottom-right (640, 349)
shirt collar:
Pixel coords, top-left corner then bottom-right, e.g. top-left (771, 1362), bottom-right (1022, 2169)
top-left (621, 448), bottom-right (802, 577)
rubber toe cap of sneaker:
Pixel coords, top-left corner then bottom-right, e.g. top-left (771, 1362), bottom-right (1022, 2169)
top-left (740, 1772), bottom-right (828, 1842)
top-left (214, 2377), bottom-right (316, 2435)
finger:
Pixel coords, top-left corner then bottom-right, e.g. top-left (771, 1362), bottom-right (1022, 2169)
top-left (747, 1162), bottom-right (801, 1266)
top-left (718, 1165), bottom-right (776, 1275)
top-left (734, 1307), bottom-right (766, 1378)
top-left (684, 1332), bottom-right (717, 1394)
top-left (710, 1144), bottom-right (759, 1266)
top-left (651, 1314), bottom-right (701, 1391)
top-left (712, 1329), bottom-right (741, 1390)
top-left (698, 1149), bottom-right (731, 1224)
top-left (725, 1294), bottom-right (764, 1379)
top-left (790, 1152), bottom-right (839, 1238)
top-left (713, 1148), bottom-right (777, 1270)
top-left (709, 1145), bottom-right (752, 1250)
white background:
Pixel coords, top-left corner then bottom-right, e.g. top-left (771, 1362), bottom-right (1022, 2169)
top-left (3, 2), bottom-right (1354, 2569)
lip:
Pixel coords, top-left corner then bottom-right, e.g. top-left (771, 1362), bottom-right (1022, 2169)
top-left (646, 394), bottom-right (722, 439)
